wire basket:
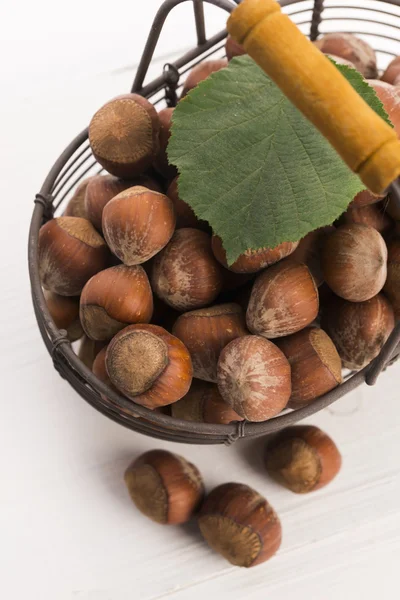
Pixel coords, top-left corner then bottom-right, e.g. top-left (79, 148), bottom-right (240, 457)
top-left (29, 0), bottom-right (400, 445)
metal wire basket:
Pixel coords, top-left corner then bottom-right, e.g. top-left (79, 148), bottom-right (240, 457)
top-left (29, 0), bottom-right (400, 445)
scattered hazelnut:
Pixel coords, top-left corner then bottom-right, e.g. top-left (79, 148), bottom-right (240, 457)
top-left (369, 80), bottom-right (400, 135)
top-left (322, 294), bottom-right (395, 370)
top-left (381, 55), bottom-right (400, 85)
top-left (350, 189), bottom-right (382, 208)
top-left (314, 33), bottom-right (377, 78)
top-left (84, 174), bottom-right (162, 232)
top-left (64, 177), bottom-right (93, 218)
top-left (167, 176), bottom-right (209, 231)
top-left (39, 217), bottom-right (110, 296)
top-left (384, 239), bottom-right (400, 317)
top-left (321, 224), bottom-right (387, 302)
top-left (124, 450), bottom-right (204, 524)
top-left (181, 59), bottom-right (228, 97)
top-left (80, 265), bottom-right (153, 341)
top-left (77, 336), bottom-right (106, 370)
top-left (246, 259), bottom-right (319, 339)
top-left (154, 108), bottom-right (177, 179)
top-left (265, 425), bottom-right (342, 493)
top-left (198, 483), bottom-right (281, 567)
top-left (102, 186), bottom-right (176, 265)
top-left (151, 228), bottom-right (224, 311)
top-left (106, 324), bottom-right (193, 408)
top-left (44, 291), bottom-right (83, 342)
top-left (89, 93), bottom-right (160, 178)
top-left (211, 236), bottom-right (299, 274)
top-left (171, 379), bottom-right (243, 424)
top-left (172, 303), bottom-right (248, 382)
top-left (291, 226), bottom-right (335, 287)
top-left (276, 327), bottom-right (342, 408)
top-left (340, 202), bottom-right (392, 234)
top-left (217, 335), bottom-right (291, 422)
top-left (225, 36), bottom-right (246, 61)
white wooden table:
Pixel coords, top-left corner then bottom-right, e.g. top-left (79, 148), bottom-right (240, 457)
top-left (2, 1), bottom-right (400, 598)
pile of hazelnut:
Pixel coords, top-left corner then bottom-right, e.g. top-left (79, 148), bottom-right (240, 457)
top-left (37, 32), bottom-right (400, 567)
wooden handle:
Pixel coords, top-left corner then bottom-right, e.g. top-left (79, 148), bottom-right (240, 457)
top-left (227, 0), bottom-right (400, 194)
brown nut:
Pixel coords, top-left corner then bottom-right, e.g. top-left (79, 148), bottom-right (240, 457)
top-left (340, 202), bottom-right (392, 234)
top-left (84, 174), bottom-right (162, 232)
top-left (167, 176), bottom-right (209, 231)
top-left (171, 379), bottom-right (243, 424)
top-left (154, 108), bottom-right (177, 179)
top-left (198, 483), bottom-right (281, 568)
top-left (78, 336), bottom-right (106, 370)
top-left (265, 425), bottom-right (342, 493)
top-left (106, 324), bottom-right (193, 408)
top-left (181, 59), bottom-right (228, 97)
top-left (64, 177), bottom-right (93, 218)
top-left (381, 55), bottom-right (400, 85)
top-left (276, 327), bottom-right (342, 408)
top-left (225, 35), bottom-right (246, 61)
top-left (211, 236), bottom-right (299, 274)
top-left (80, 265), bottom-right (153, 341)
top-left (44, 291), bottom-right (83, 342)
top-left (39, 217), bottom-right (110, 296)
top-left (350, 189), bottom-right (382, 208)
top-left (151, 228), bottom-right (224, 311)
top-left (92, 345), bottom-right (119, 402)
top-left (291, 226), bottom-right (335, 287)
top-left (217, 335), bottom-right (291, 422)
top-left (384, 239), bottom-right (400, 317)
top-left (247, 259), bottom-right (319, 339)
top-left (314, 33), bottom-right (377, 78)
top-left (321, 224), bottom-right (387, 302)
top-left (322, 294), bottom-right (395, 370)
top-left (369, 80), bottom-right (400, 135)
top-left (125, 450), bottom-right (204, 525)
top-left (102, 186), bottom-right (176, 265)
top-left (88, 93), bottom-right (160, 178)
top-left (172, 303), bottom-right (248, 382)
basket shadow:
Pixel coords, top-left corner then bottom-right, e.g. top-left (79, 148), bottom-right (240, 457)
top-left (234, 434), bottom-right (273, 478)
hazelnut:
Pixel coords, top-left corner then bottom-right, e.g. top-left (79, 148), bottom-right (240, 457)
top-left (106, 324), bottom-right (193, 408)
top-left (171, 379), bottom-right (243, 424)
top-left (39, 217), bottom-right (110, 296)
top-left (321, 224), bottom-right (387, 302)
top-left (369, 80), bottom-right (400, 135)
top-left (340, 202), bottom-right (392, 234)
top-left (84, 174), bottom-right (162, 232)
top-left (154, 108), bottom-right (177, 179)
top-left (125, 450), bottom-right (204, 524)
top-left (92, 345), bottom-right (118, 402)
top-left (44, 291), bottom-right (83, 342)
top-left (386, 195), bottom-right (400, 221)
top-left (246, 259), bottom-right (319, 339)
top-left (64, 177), bottom-right (93, 218)
top-left (322, 294), bottom-right (395, 370)
top-left (88, 93), bottom-right (160, 178)
top-left (77, 336), bottom-right (106, 370)
top-left (181, 59), bottom-right (228, 97)
top-left (172, 303), bottom-right (248, 382)
top-left (80, 265), bottom-right (153, 341)
top-left (211, 236), bottom-right (299, 274)
top-left (382, 56), bottom-right (400, 85)
top-left (198, 483), bottom-right (281, 567)
top-left (167, 176), bottom-right (209, 231)
top-left (265, 425), bottom-right (342, 493)
top-left (291, 226), bottom-right (335, 287)
top-left (225, 35), bottom-right (246, 61)
top-left (350, 189), bottom-right (382, 208)
top-left (151, 228), bottom-right (224, 311)
top-left (314, 33), bottom-right (377, 78)
top-left (384, 239), bottom-right (400, 317)
top-left (102, 186), bottom-right (176, 265)
top-left (276, 327), bottom-right (342, 408)
top-left (217, 335), bottom-right (291, 422)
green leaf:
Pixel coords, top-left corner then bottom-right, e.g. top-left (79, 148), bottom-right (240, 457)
top-left (168, 55), bottom-right (391, 265)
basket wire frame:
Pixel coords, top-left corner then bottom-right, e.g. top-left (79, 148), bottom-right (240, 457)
top-left (29, 0), bottom-right (400, 444)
